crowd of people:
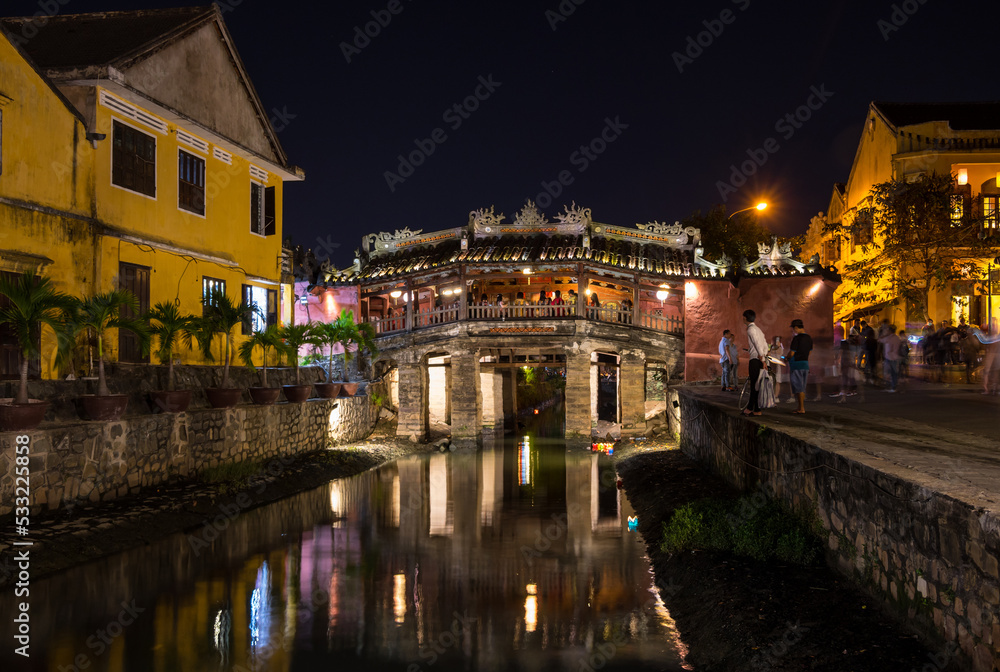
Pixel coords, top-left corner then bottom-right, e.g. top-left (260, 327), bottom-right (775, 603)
top-left (719, 312), bottom-right (1000, 415)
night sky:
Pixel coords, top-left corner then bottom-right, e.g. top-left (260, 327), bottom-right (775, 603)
top-left (7, 0), bottom-right (999, 267)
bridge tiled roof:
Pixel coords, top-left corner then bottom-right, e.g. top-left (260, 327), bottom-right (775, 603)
top-left (354, 233), bottom-right (701, 283)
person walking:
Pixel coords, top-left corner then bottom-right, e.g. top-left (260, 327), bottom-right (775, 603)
top-left (860, 320), bottom-right (877, 384)
top-left (742, 309), bottom-right (769, 416)
top-left (787, 319), bottom-right (813, 414)
top-left (719, 329), bottom-right (733, 391)
top-left (878, 326), bottom-right (902, 392)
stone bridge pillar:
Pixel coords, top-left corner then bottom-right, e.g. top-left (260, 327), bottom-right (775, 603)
top-left (480, 368), bottom-right (505, 434)
top-left (396, 361), bottom-right (428, 441)
top-left (620, 350), bottom-right (646, 436)
top-left (450, 352), bottom-right (481, 447)
top-left (565, 351), bottom-right (591, 443)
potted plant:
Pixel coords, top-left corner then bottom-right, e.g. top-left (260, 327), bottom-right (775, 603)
top-left (0, 271), bottom-right (75, 431)
top-left (71, 289), bottom-right (150, 421)
top-left (334, 310), bottom-right (378, 397)
top-left (277, 322), bottom-right (317, 402)
top-left (197, 289), bottom-right (255, 408)
top-left (147, 302), bottom-right (197, 413)
top-left (310, 319), bottom-right (347, 399)
top-left (239, 324), bottom-right (286, 405)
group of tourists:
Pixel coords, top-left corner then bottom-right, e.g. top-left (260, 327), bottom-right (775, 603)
top-left (719, 310), bottom-right (816, 416)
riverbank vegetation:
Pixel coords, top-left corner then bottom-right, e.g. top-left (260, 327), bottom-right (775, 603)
top-left (516, 366), bottom-right (566, 408)
top-left (660, 495), bottom-right (822, 564)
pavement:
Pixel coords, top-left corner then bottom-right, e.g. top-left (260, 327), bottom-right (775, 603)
top-left (681, 375), bottom-right (1000, 510)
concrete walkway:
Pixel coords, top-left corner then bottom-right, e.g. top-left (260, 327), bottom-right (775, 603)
top-left (680, 377), bottom-right (1000, 509)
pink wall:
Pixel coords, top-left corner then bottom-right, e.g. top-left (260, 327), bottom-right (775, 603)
top-left (293, 282), bottom-right (360, 356)
top-left (684, 275), bottom-right (839, 382)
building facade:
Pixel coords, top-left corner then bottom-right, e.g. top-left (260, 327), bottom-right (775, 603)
top-left (803, 102), bottom-right (1000, 328)
top-left (0, 6), bottom-right (303, 379)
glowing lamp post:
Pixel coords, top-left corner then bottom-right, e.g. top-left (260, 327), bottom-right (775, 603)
top-left (728, 202), bottom-right (768, 219)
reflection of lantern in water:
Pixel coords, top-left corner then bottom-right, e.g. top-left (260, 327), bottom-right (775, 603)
top-left (628, 515), bottom-right (638, 532)
top-left (393, 573), bottom-right (407, 624)
top-left (525, 583), bottom-right (538, 632)
top-left (518, 436), bottom-right (532, 486)
top-left (250, 561), bottom-right (271, 652)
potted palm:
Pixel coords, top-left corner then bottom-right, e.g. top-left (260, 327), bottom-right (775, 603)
top-left (310, 318), bottom-right (347, 399)
top-left (277, 322), bottom-right (317, 402)
top-left (239, 324), bottom-right (286, 405)
top-left (72, 289), bottom-right (150, 421)
top-left (147, 302), bottom-right (196, 413)
top-left (0, 271), bottom-right (74, 431)
top-left (198, 289), bottom-right (254, 409)
top-left (338, 310), bottom-right (378, 396)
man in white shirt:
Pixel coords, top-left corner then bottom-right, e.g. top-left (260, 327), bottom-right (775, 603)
top-left (743, 309), bottom-right (769, 415)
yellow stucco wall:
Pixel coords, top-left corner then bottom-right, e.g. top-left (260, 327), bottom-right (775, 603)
top-left (1, 33), bottom-right (289, 377)
top-left (828, 106), bottom-right (1000, 328)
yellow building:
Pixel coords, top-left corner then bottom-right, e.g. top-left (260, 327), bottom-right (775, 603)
top-left (804, 102), bottom-right (1000, 329)
top-left (0, 5), bottom-right (303, 379)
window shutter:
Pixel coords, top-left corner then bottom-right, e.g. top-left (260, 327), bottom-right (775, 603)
top-left (242, 283), bottom-right (253, 335)
top-left (267, 289), bottom-right (277, 327)
top-left (264, 186), bottom-right (276, 236)
top-left (250, 183), bottom-right (262, 235)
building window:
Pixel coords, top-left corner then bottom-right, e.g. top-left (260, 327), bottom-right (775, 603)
top-left (853, 216), bottom-right (873, 246)
top-left (984, 196), bottom-right (998, 231)
top-left (242, 284), bottom-right (277, 334)
top-left (250, 182), bottom-right (276, 236)
top-left (823, 238), bottom-right (840, 262)
top-left (178, 150), bottom-right (205, 215)
top-left (950, 194), bottom-right (965, 225)
top-left (202, 277), bottom-right (226, 316)
top-left (0, 108), bottom-right (4, 177)
top-left (112, 120), bottom-right (156, 197)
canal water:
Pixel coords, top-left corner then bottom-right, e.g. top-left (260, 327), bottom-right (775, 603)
top-left (2, 404), bottom-right (690, 671)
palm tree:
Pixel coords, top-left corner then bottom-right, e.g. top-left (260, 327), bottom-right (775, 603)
top-left (0, 272), bottom-right (75, 404)
top-left (310, 320), bottom-right (346, 384)
top-left (198, 289), bottom-right (255, 389)
top-left (71, 290), bottom-right (150, 397)
top-left (147, 302), bottom-right (196, 391)
top-left (277, 322), bottom-right (319, 385)
top-left (238, 324), bottom-right (286, 387)
top-left (337, 310), bottom-right (379, 380)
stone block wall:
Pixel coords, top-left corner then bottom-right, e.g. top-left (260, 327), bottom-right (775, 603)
top-left (0, 394), bottom-right (380, 516)
top-left (677, 387), bottom-right (999, 672)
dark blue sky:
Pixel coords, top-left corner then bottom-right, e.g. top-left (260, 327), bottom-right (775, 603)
top-left (7, 0), bottom-right (997, 267)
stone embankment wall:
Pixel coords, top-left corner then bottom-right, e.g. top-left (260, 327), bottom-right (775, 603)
top-left (676, 387), bottom-right (999, 672)
top-left (0, 390), bottom-right (381, 517)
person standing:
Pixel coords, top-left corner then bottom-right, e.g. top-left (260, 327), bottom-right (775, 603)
top-left (860, 320), bottom-right (877, 384)
top-left (742, 309), bottom-right (769, 416)
top-left (719, 329), bottom-right (733, 391)
top-left (787, 319), bottom-right (813, 414)
top-left (878, 326), bottom-right (901, 392)
top-left (768, 336), bottom-right (789, 402)
top-left (727, 331), bottom-right (740, 390)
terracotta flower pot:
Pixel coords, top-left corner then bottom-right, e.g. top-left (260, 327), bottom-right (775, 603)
top-left (249, 387), bottom-right (281, 405)
top-left (314, 382), bottom-right (342, 399)
top-left (0, 399), bottom-right (49, 432)
top-left (339, 382), bottom-right (359, 397)
top-left (282, 384), bottom-right (313, 403)
top-left (149, 390), bottom-right (193, 414)
top-left (205, 387), bottom-right (243, 409)
top-left (79, 394), bottom-right (128, 421)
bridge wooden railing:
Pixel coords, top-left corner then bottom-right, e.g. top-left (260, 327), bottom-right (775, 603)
top-left (366, 305), bottom-right (683, 335)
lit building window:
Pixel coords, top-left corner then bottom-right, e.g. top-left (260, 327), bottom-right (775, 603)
top-left (984, 196), bottom-right (999, 230)
top-left (950, 194), bottom-right (964, 225)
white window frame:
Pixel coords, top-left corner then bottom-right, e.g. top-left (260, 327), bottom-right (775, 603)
top-left (110, 117), bottom-right (158, 201)
top-left (250, 180), bottom-right (266, 237)
top-left (177, 147), bottom-right (207, 219)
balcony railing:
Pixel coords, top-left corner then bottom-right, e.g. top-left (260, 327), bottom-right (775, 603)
top-left (367, 304), bottom-right (683, 336)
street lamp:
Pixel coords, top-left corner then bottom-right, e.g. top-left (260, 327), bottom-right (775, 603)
top-left (729, 202), bottom-right (768, 219)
